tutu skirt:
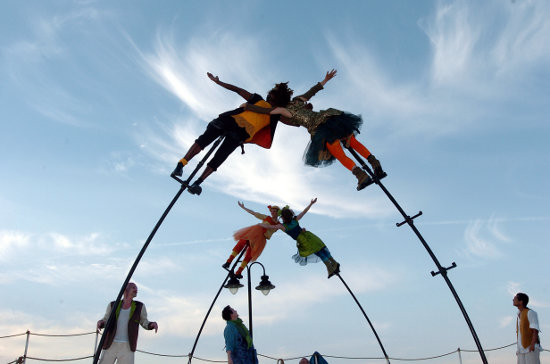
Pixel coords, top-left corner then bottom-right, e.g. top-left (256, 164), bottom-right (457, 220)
top-left (233, 224), bottom-right (267, 262)
top-left (303, 112), bottom-right (363, 167)
top-left (291, 230), bottom-right (326, 265)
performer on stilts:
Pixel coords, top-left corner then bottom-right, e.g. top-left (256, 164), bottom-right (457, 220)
top-left (223, 202), bottom-right (281, 279)
top-left (172, 72), bottom-right (293, 195)
top-left (261, 198), bottom-right (340, 278)
top-left (243, 69), bottom-right (386, 191)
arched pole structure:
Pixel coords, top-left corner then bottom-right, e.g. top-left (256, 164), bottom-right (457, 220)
top-left (187, 248), bottom-right (247, 364)
top-left (346, 147), bottom-right (488, 364)
top-left (93, 136), bottom-right (224, 364)
top-left (335, 273), bottom-right (391, 364)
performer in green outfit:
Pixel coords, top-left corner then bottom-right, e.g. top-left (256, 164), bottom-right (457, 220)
top-left (261, 198), bottom-right (340, 278)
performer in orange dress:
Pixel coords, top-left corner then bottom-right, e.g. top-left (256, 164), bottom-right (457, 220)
top-left (223, 202), bottom-right (280, 278)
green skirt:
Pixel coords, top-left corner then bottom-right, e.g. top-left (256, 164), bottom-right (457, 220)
top-left (296, 230), bottom-right (326, 257)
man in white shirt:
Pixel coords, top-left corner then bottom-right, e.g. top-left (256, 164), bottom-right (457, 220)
top-left (514, 292), bottom-right (541, 364)
top-left (97, 283), bottom-right (158, 364)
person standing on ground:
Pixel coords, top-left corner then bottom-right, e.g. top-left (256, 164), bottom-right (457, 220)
top-left (97, 282), bottom-right (158, 364)
top-left (513, 292), bottom-right (541, 364)
top-left (222, 305), bottom-right (258, 364)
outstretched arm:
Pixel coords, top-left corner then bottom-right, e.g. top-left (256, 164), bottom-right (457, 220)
top-left (295, 198), bottom-right (317, 221)
top-left (243, 104), bottom-right (292, 119)
top-left (241, 103), bottom-right (293, 118)
top-left (238, 201), bottom-right (260, 217)
top-left (260, 222), bottom-right (285, 231)
top-left (207, 72), bottom-right (253, 101)
top-left (296, 69), bottom-right (337, 102)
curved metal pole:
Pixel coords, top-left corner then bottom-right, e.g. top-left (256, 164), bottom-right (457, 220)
top-left (93, 185), bottom-right (186, 364)
top-left (187, 247), bottom-right (248, 364)
top-left (94, 137), bottom-right (224, 364)
top-left (335, 274), bottom-right (390, 364)
top-left (346, 147), bottom-right (488, 364)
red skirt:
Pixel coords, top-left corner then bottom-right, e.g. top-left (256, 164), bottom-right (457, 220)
top-left (233, 224), bottom-right (267, 262)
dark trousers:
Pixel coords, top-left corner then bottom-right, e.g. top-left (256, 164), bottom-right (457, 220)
top-left (196, 115), bottom-right (249, 170)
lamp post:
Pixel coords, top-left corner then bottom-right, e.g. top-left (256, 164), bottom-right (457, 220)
top-left (223, 261), bottom-right (275, 339)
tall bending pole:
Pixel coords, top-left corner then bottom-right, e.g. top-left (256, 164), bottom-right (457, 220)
top-left (187, 247), bottom-right (247, 364)
top-left (336, 274), bottom-right (391, 364)
top-left (93, 137), bottom-right (224, 364)
top-left (347, 147), bottom-right (488, 364)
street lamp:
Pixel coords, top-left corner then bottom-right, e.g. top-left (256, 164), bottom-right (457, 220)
top-left (223, 274), bottom-right (244, 294)
top-left (223, 261), bottom-right (275, 338)
top-left (256, 274), bottom-right (275, 296)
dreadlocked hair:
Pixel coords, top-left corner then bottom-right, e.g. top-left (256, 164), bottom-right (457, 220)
top-left (269, 82), bottom-right (293, 107)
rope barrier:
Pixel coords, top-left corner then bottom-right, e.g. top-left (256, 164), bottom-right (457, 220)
top-left (30, 331), bottom-right (96, 338)
top-left (460, 342), bottom-right (515, 352)
top-left (2, 329), bottom-right (545, 364)
top-left (0, 333), bottom-right (27, 339)
top-left (22, 355), bottom-right (92, 362)
top-left (135, 349), bottom-right (188, 358)
top-left (188, 355), bottom-right (226, 363)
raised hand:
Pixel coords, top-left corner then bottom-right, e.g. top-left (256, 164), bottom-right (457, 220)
top-left (321, 69), bottom-right (337, 86)
top-left (207, 72), bottom-right (220, 83)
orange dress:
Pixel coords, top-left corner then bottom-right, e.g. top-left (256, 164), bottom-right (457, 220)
top-left (233, 214), bottom-right (277, 261)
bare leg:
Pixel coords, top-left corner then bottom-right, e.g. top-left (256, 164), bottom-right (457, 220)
top-left (183, 142), bottom-right (202, 161)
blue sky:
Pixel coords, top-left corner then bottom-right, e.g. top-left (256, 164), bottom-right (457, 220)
top-left (1, 1), bottom-right (549, 363)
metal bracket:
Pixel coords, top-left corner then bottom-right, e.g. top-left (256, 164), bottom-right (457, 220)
top-left (431, 262), bottom-right (457, 277)
top-left (170, 174), bottom-right (188, 186)
top-left (396, 211), bottom-right (422, 227)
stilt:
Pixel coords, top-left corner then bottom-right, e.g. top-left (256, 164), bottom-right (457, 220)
top-left (345, 146), bottom-right (488, 364)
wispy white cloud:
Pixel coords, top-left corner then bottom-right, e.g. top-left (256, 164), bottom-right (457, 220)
top-left (324, 30), bottom-right (481, 140)
top-left (142, 28), bottom-right (274, 120)
top-left (0, 230), bottom-right (124, 284)
top-left (506, 281), bottom-right (550, 308)
top-left (491, 0), bottom-right (550, 75)
top-left (326, 33), bottom-right (427, 120)
top-left (320, 0), bottom-right (550, 142)
top-left (2, 6), bottom-right (113, 127)
top-left (0, 231), bottom-right (30, 262)
top-left (506, 281), bottom-right (521, 296)
top-left (423, 0), bottom-right (550, 89)
top-left (499, 315), bottom-right (514, 328)
top-left (423, 1), bottom-right (481, 86)
top-left (461, 216), bottom-right (512, 259)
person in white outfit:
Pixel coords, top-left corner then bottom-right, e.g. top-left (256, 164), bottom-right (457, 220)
top-left (514, 292), bottom-right (541, 364)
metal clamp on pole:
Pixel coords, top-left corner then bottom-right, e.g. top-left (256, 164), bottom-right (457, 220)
top-left (431, 262), bottom-right (457, 277)
top-left (170, 174), bottom-right (189, 186)
top-left (396, 211), bottom-right (422, 227)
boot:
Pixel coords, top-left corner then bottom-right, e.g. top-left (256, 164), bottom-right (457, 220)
top-left (187, 180), bottom-right (203, 195)
top-left (352, 166), bottom-right (373, 191)
top-left (367, 154), bottom-right (387, 179)
top-left (323, 258), bottom-right (340, 278)
top-left (222, 262), bottom-right (230, 270)
top-left (328, 257), bottom-right (340, 278)
top-left (172, 161), bottom-right (185, 177)
top-left (235, 267), bottom-right (244, 279)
